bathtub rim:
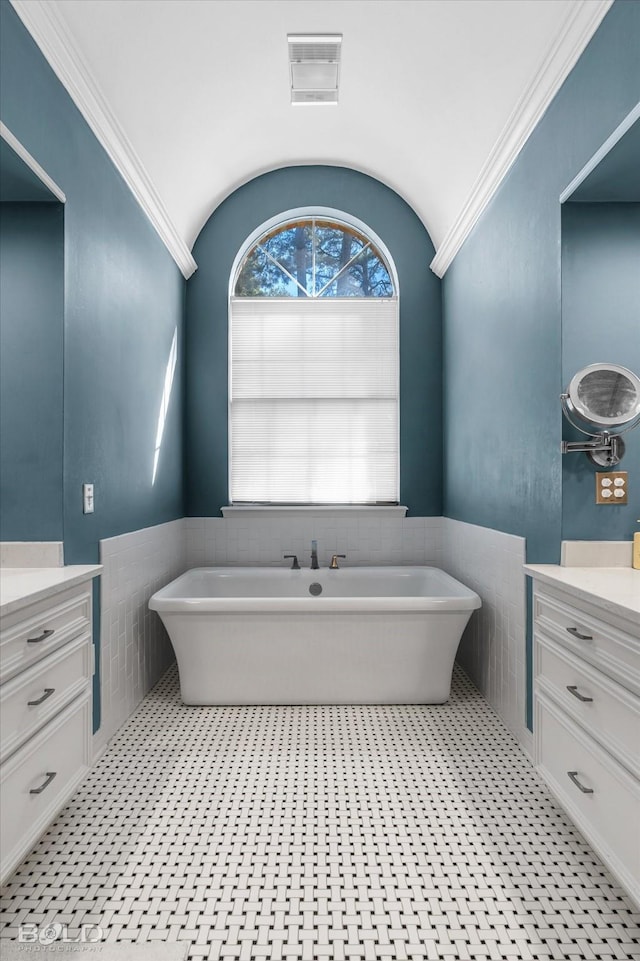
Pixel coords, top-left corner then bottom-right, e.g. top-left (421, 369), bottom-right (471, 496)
top-left (149, 565), bottom-right (482, 614)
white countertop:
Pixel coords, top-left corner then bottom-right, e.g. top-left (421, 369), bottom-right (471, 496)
top-left (524, 565), bottom-right (640, 625)
top-left (0, 565), bottom-right (102, 618)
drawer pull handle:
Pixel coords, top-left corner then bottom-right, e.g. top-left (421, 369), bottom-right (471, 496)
top-left (30, 771), bottom-right (57, 795)
top-left (566, 685), bottom-right (593, 703)
top-left (567, 770), bottom-right (593, 794)
top-left (27, 688), bottom-right (56, 707)
top-left (566, 626), bottom-right (593, 641)
top-left (27, 628), bottom-right (55, 644)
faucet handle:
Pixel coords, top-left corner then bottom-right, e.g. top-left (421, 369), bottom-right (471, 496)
top-left (329, 554), bottom-right (346, 569)
top-left (284, 554), bottom-right (300, 570)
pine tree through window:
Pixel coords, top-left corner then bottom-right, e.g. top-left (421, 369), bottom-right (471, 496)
top-left (234, 219), bottom-right (394, 299)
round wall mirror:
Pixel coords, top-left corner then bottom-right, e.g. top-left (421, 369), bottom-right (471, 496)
top-left (566, 363), bottom-right (640, 431)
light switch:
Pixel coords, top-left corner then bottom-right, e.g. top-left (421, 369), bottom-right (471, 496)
top-left (83, 483), bottom-right (95, 514)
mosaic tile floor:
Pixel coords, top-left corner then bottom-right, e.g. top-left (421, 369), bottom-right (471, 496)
top-left (1, 665), bottom-right (639, 960)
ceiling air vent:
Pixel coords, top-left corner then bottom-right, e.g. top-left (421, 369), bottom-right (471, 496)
top-left (291, 90), bottom-right (339, 105)
top-left (288, 34), bottom-right (342, 106)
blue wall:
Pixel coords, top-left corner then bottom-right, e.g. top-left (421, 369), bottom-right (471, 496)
top-left (186, 166), bottom-right (442, 516)
top-left (442, 0), bottom-right (640, 729)
top-left (2, 0), bottom-right (638, 738)
top-left (0, 1), bottom-right (186, 729)
top-left (0, 137), bottom-right (61, 201)
top-left (561, 202), bottom-right (640, 540)
top-left (0, 2), bottom-right (185, 562)
top-left (0, 202), bottom-right (64, 540)
top-left (443, 0), bottom-right (640, 561)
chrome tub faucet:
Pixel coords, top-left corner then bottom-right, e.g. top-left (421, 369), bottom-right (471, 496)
top-left (311, 540), bottom-right (319, 570)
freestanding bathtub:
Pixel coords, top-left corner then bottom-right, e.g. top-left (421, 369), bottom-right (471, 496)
top-left (149, 566), bottom-right (481, 705)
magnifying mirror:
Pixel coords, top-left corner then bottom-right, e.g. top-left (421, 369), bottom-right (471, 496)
top-left (561, 363), bottom-right (640, 466)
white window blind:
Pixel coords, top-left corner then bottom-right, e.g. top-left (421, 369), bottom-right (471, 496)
top-left (230, 297), bottom-right (399, 504)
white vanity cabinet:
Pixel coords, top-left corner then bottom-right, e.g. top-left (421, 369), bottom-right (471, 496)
top-left (526, 566), bottom-right (640, 909)
top-left (0, 566), bottom-right (100, 884)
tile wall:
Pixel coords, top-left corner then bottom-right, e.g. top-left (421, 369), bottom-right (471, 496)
top-left (96, 519), bottom-right (186, 753)
top-left (98, 514), bottom-right (529, 756)
top-left (185, 513), bottom-right (443, 569)
top-left (441, 518), bottom-right (530, 755)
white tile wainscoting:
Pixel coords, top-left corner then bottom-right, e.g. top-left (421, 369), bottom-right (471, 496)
top-left (442, 518), bottom-right (530, 756)
top-left (97, 512), bottom-right (443, 750)
top-left (97, 514), bottom-right (528, 754)
top-left (185, 513), bottom-right (443, 569)
top-left (97, 520), bottom-right (186, 752)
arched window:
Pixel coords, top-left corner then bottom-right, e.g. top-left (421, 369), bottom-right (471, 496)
top-left (229, 212), bottom-right (399, 504)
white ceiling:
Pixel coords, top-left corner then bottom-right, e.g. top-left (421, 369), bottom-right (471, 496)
top-left (12, 0), bottom-right (612, 275)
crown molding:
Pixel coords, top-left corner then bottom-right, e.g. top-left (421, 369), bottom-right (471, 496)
top-left (430, 0), bottom-right (613, 278)
top-left (1, 120), bottom-right (66, 202)
top-left (10, 0), bottom-right (197, 279)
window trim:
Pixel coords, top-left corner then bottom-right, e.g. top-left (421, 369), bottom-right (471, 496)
top-left (228, 208), bottom-right (400, 506)
top-left (221, 505), bottom-right (408, 518)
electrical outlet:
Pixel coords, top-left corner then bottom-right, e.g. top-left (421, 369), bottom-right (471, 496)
top-left (596, 471), bottom-right (627, 505)
top-left (83, 483), bottom-right (95, 514)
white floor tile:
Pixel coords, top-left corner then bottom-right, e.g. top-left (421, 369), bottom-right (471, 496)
top-left (1, 665), bottom-right (639, 960)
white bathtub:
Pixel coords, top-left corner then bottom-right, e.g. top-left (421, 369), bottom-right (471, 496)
top-left (149, 566), bottom-right (481, 705)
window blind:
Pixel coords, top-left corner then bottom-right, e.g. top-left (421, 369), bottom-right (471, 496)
top-left (230, 297), bottom-right (399, 504)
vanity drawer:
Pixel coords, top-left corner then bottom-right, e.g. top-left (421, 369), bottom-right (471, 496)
top-left (0, 690), bottom-right (91, 885)
top-left (536, 692), bottom-right (640, 906)
top-left (0, 633), bottom-right (92, 763)
top-left (535, 591), bottom-right (640, 693)
top-left (0, 585), bottom-right (91, 684)
top-left (536, 636), bottom-right (640, 778)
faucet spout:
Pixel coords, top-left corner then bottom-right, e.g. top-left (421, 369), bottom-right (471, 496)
top-left (311, 539), bottom-right (319, 570)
